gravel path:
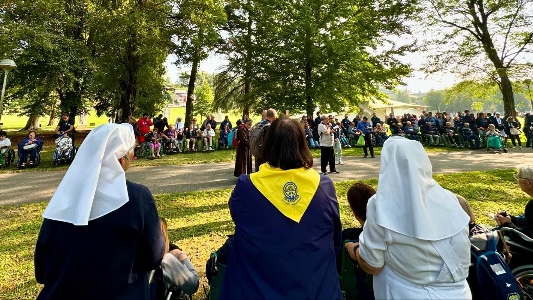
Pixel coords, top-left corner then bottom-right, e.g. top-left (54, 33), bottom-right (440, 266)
top-left (2, 149), bottom-right (532, 206)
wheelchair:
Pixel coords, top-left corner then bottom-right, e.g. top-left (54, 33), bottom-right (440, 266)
top-left (17, 144), bottom-right (42, 168)
top-left (0, 147), bottom-right (15, 169)
top-left (53, 144), bottom-right (77, 167)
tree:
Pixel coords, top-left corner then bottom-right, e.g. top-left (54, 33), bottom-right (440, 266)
top-left (0, 0), bottom-right (93, 128)
top-left (423, 0), bottom-right (533, 116)
top-left (194, 73), bottom-right (215, 118)
top-left (214, 0), bottom-right (257, 119)
top-left (89, 0), bottom-right (173, 122)
top-left (170, 0), bottom-right (226, 127)
top-left (246, 0), bottom-right (416, 116)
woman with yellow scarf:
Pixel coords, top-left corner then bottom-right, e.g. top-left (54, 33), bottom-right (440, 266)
top-left (220, 115), bottom-right (342, 299)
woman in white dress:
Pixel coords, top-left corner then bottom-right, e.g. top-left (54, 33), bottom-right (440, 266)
top-left (347, 136), bottom-right (472, 299)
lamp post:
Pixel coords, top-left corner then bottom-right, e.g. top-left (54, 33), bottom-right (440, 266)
top-left (0, 59), bottom-right (17, 123)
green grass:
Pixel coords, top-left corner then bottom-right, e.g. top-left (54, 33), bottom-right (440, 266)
top-left (0, 169), bottom-right (528, 299)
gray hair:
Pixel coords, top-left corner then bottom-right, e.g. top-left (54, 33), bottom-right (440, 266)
top-left (518, 165), bottom-right (533, 180)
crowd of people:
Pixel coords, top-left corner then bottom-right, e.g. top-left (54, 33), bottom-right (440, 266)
top-left (128, 113), bottom-right (235, 159)
top-left (29, 107), bottom-right (533, 299)
top-left (299, 110), bottom-right (531, 153)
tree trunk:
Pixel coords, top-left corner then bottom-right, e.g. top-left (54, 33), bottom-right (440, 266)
top-left (303, 26), bottom-right (314, 117)
top-left (22, 115), bottom-right (40, 131)
top-left (47, 102), bottom-right (57, 126)
top-left (498, 70), bottom-right (515, 116)
top-left (185, 51), bottom-right (200, 128)
top-left (468, 1), bottom-right (516, 116)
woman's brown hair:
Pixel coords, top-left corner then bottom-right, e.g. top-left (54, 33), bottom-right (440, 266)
top-left (260, 115), bottom-right (313, 170)
top-left (347, 182), bottom-right (376, 221)
top-left (160, 217), bottom-right (169, 253)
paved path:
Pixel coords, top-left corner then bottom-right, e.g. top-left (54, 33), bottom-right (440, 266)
top-left (2, 149), bottom-right (532, 206)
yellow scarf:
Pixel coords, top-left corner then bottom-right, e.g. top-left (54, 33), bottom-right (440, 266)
top-left (250, 164), bottom-right (320, 223)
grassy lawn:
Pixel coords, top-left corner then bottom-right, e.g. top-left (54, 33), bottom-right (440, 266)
top-left (0, 169), bottom-right (527, 299)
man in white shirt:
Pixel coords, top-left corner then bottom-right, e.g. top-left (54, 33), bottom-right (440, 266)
top-left (0, 130), bottom-right (11, 165)
top-left (203, 124), bottom-right (215, 151)
top-left (317, 116), bottom-right (339, 175)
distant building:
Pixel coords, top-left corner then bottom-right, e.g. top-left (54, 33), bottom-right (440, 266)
top-left (174, 89), bottom-right (187, 106)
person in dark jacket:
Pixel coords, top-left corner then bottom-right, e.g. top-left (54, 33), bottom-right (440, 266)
top-left (34, 123), bottom-right (165, 300)
top-left (234, 119), bottom-right (252, 177)
top-left (496, 164), bottom-right (533, 238)
top-left (221, 116), bottom-right (342, 300)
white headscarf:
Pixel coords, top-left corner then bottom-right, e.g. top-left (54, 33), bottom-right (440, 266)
top-left (374, 136), bottom-right (469, 241)
top-left (43, 123), bottom-right (136, 226)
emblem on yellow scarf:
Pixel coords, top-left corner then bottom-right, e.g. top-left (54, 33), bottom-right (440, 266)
top-left (283, 182), bottom-right (300, 204)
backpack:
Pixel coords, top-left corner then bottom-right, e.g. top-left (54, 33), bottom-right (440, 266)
top-left (469, 232), bottom-right (522, 300)
top-left (249, 121), bottom-right (270, 157)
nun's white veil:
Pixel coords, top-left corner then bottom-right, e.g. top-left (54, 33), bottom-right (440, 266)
top-left (373, 136), bottom-right (469, 240)
top-left (43, 123), bottom-right (136, 226)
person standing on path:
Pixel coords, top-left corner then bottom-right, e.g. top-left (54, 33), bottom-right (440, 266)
top-left (254, 109), bottom-right (277, 172)
top-left (234, 119), bottom-right (252, 177)
top-left (357, 116), bottom-right (375, 158)
top-left (318, 115), bottom-right (339, 175)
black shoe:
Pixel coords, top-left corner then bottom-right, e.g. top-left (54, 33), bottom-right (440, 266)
top-left (371, 155), bottom-right (375, 158)
top-left (364, 155), bottom-right (368, 158)
top-left (330, 170), bottom-right (340, 174)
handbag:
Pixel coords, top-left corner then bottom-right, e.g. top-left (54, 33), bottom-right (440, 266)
top-left (356, 136), bottom-right (365, 146)
top-left (510, 127), bottom-right (521, 135)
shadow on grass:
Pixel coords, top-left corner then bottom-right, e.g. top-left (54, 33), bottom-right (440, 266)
top-left (168, 220), bottom-right (235, 241)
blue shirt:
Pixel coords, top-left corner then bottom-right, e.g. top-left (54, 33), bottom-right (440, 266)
top-left (357, 121), bottom-right (372, 134)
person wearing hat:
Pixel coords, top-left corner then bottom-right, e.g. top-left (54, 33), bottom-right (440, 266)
top-left (34, 123), bottom-right (165, 300)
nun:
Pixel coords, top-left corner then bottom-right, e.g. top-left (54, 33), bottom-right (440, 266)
top-left (349, 136), bottom-right (471, 299)
top-left (34, 123), bottom-right (165, 300)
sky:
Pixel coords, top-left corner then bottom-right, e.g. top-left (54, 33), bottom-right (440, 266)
top-left (164, 52), bottom-right (458, 94)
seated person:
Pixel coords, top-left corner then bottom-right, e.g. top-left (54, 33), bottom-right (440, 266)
top-left (0, 130), bottom-right (11, 165)
top-left (391, 123), bottom-right (403, 136)
top-left (202, 124), bottom-right (215, 151)
top-left (456, 194), bottom-right (488, 237)
top-left (55, 113), bottom-right (75, 137)
top-left (147, 128), bottom-right (166, 158)
top-left (486, 124), bottom-right (506, 152)
top-left (403, 121), bottom-right (419, 141)
top-left (164, 125), bottom-right (178, 153)
top-left (338, 130), bottom-right (351, 148)
top-left (55, 132), bottom-right (74, 158)
top-left (425, 122), bottom-right (440, 145)
top-left (184, 126), bottom-right (197, 152)
top-left (195, 129), bottom-right (203, 150)
top-left (155, 218), bottom-right (199, 297)
top-left (18, 131), bottom-right (43, 167)
top-left (304, 123), bottom-right (319, 148)
top-left (444, 122), bottom-right (462, 147)
top-left (342, 182), bottom-right (376, 300)
top-left (495, 164), bottom-right (533, 238)
top-left (461, 123), bottom-right (480, 149)
top-left (219, 125), bottom-right (230, 149)
top-left (373, 123), bottom-right (389, 146)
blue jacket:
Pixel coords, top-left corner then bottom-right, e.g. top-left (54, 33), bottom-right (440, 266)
top-left (357, 121), bottom-right (372, 134)
top-left (35, 181), bottom-right (164, 300)
top-left (220, 175), bottom-right (342, 300)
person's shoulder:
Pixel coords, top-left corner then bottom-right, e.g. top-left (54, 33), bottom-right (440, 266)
top-left (126, 180), bottom-right (152, 197)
